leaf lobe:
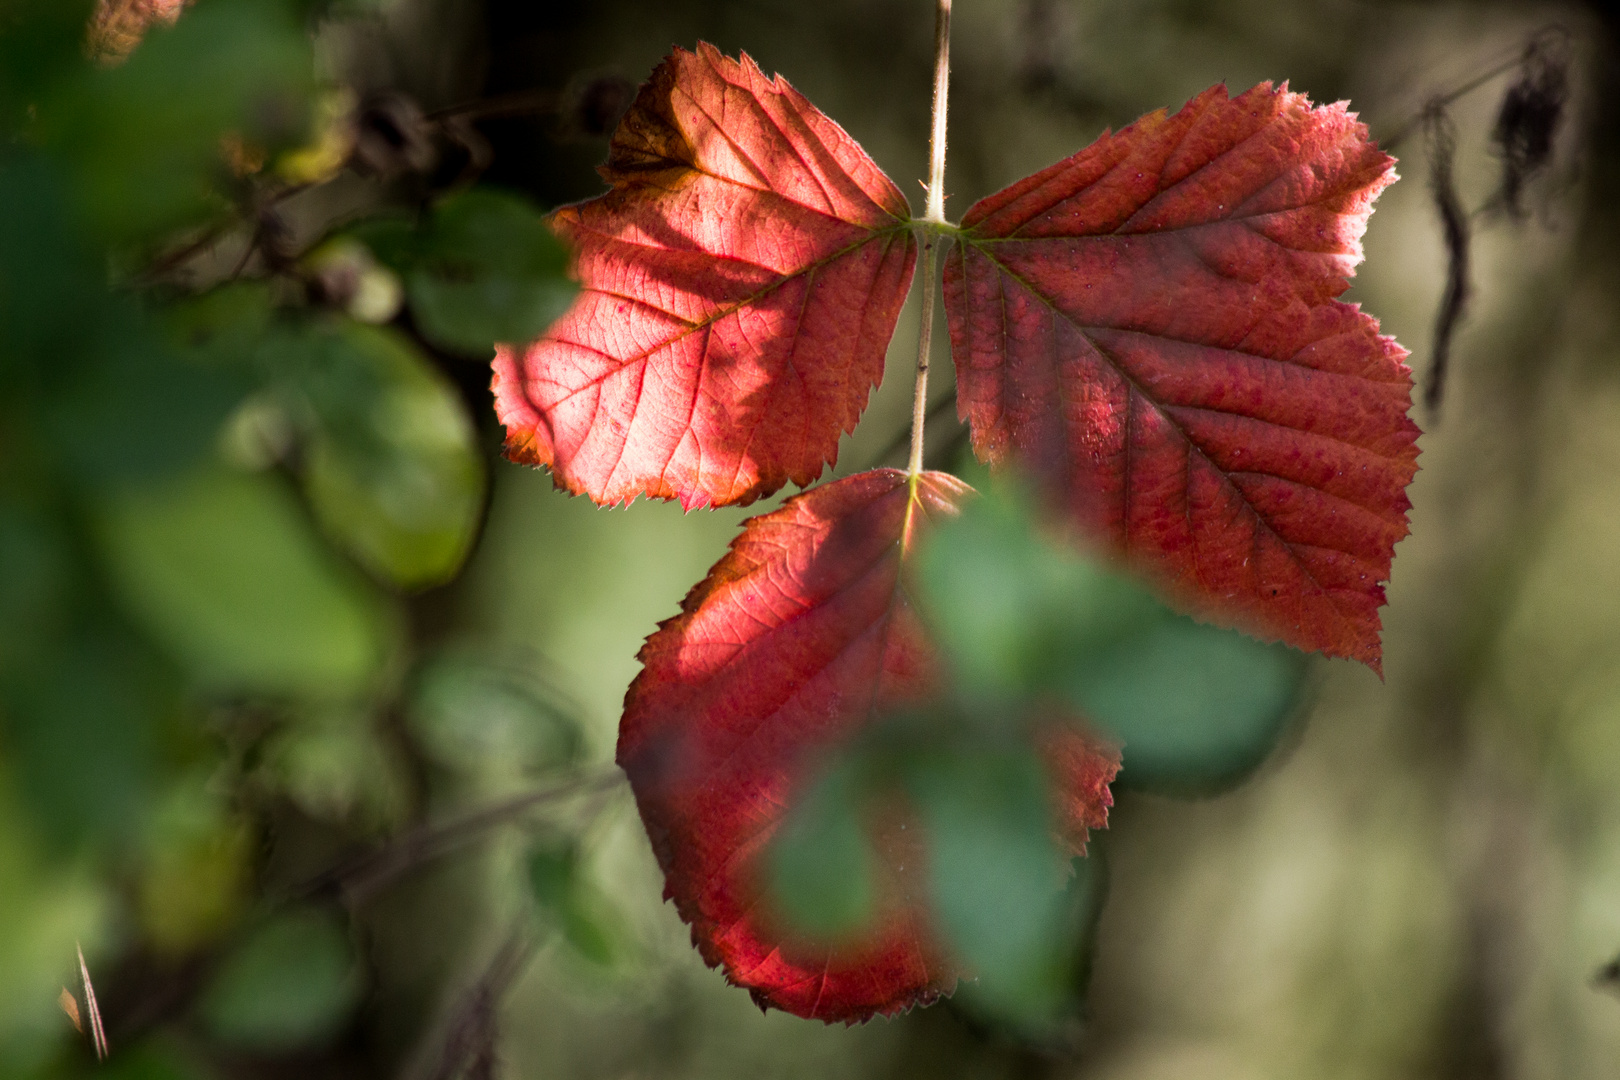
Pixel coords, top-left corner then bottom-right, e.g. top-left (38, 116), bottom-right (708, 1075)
top-left (944, 82), bottom-right (1420, 670)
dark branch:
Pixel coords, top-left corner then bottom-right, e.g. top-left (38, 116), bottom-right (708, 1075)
top-left (1423, 103), bottom-right (1472, 418)
top-left (411, 929), bottom-right (535, 1080)
top-left (292, 768), bottom-right (623, 905)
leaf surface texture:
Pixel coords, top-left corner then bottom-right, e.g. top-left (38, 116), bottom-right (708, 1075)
top-left (494, 45), bottom-right (916, 509)
top-left (943, 83), bottom-right (1420, 668)
top-left (618, 469), bottom-right (1117, 1021)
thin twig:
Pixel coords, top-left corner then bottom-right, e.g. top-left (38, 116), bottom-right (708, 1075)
top-left (404, 927), bottom-right (535, 1080)
top-left (427, 87), bottom-right (560, 123)
top-left (135, 181), bottom-right (314, 286)
top-left (135, 219), bottom-right (237, 283)
top-left (910, 0), bottom-right (953, 477)
top-left (226, 220), bottom-right (261, 282)
top-left (293, 768), bottom-right (623, 904)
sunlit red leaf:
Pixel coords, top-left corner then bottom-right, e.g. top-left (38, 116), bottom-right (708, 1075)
top-left (618, 469), bottom-right (1118, 1022)
top-left (943, 83), bottom-right (1420, 670)
top-left (493, 45), bottom-right (917, 510)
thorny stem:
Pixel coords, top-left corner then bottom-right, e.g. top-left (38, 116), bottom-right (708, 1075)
top-left (910, 0), bottom-right (952, 476)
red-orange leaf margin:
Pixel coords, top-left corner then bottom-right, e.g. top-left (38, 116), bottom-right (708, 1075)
top-left (618, 469), bottom-right (1119, 1022)
top-left (493, 44), bottom-right (917, 510)
top-left (943, 82), bottom-right (1420, 671)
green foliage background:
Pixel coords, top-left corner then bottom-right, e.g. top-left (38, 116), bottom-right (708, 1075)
top-left (2, 0), bottom-right (1618, 1077)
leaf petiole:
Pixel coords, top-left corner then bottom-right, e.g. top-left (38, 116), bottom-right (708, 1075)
top-left (921, 0), bottom-right (952, 226)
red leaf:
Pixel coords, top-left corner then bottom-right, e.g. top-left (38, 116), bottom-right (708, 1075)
top-left (618, 469), bottom-right (1119, 1022)
top-left (942, 83), bottom-right (1420, 670)
top-left (493, 45), bottom-right (918, 510)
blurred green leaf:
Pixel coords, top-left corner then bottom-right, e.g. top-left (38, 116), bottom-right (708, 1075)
top-left (407, 650), bottom-right (582, 777)
top-left (526, 844), bottom-right (575, 910)
top-left (914, 483), bottom-right (1159, 697)
top-left (950, 836), bottom-right (1110, 1032)
top-left (0, 788), bottom-right (106, 1067)
top-left (0, 161), bottom-right (254, 491)
top-left (162, 282), bottom-right (278, 358)
top-left (0, 626), bottom-right (166, 851)
top-left (766, 761), bottom-right (877, 942)
top-left (357, 188), bottom-right (575, 356)
top-left (198, 908), bottom-right (360, 1051)
top-left (1063, 839), bottom-right (1109, 997)
top-left (905, 744), bottom-right (1070, 1019)
top-left (54, 327), bottom-right (251, 490)
top-left (559, 901), bottom-right (619, 968)
top-left (136, 776), bottom-right (252, 954)
top-left (43, 0), bottom-right (315, 241)
top-left (0, 1), bottom-right (94, 129)
top-left (915, 479), bottom-right (1307, 795)
top-left (94, 465), bottom-right (394, 697)
top-left (0, 152), bottom-right (105, 378)
top-left (85, 1039), bottom-right (212, 1080)
top-left (0, 502), bottom-right (71, 679)
top-left (280, 322), bottom-right (484, 590)
top-left (1066, 617), bottom-right (1305, 794)
top-left (526, 842), bottom-right (625, 967)
top-left (261, 704), bottom-right (409, 831)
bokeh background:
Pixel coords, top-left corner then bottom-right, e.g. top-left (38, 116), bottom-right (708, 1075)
top-left (2, 0), bottom-right (1618, 1077)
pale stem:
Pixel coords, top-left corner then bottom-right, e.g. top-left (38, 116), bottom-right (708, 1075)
top-left (909, 0), bottom-right (952, 476)
top-left (907, 238), bottom-right (938, 476)
top-left (923, 0), bottom-right (951, 225)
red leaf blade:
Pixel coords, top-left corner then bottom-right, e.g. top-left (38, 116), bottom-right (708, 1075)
top-left (943, 82), bottom-right (1420, 670)
top-left (618, 469), bottom-right (1118, 1022)
top-left (493, 45), bottom-right (917, 509)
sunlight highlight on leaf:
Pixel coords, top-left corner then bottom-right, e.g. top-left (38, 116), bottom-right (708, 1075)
top-left (493, 45), bottom-right (918, 509)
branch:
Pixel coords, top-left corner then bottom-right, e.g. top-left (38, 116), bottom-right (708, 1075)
top-left (291, 768), bottom-right (624, 905)
top-left (402, 927), bottom-right (535, 1080)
